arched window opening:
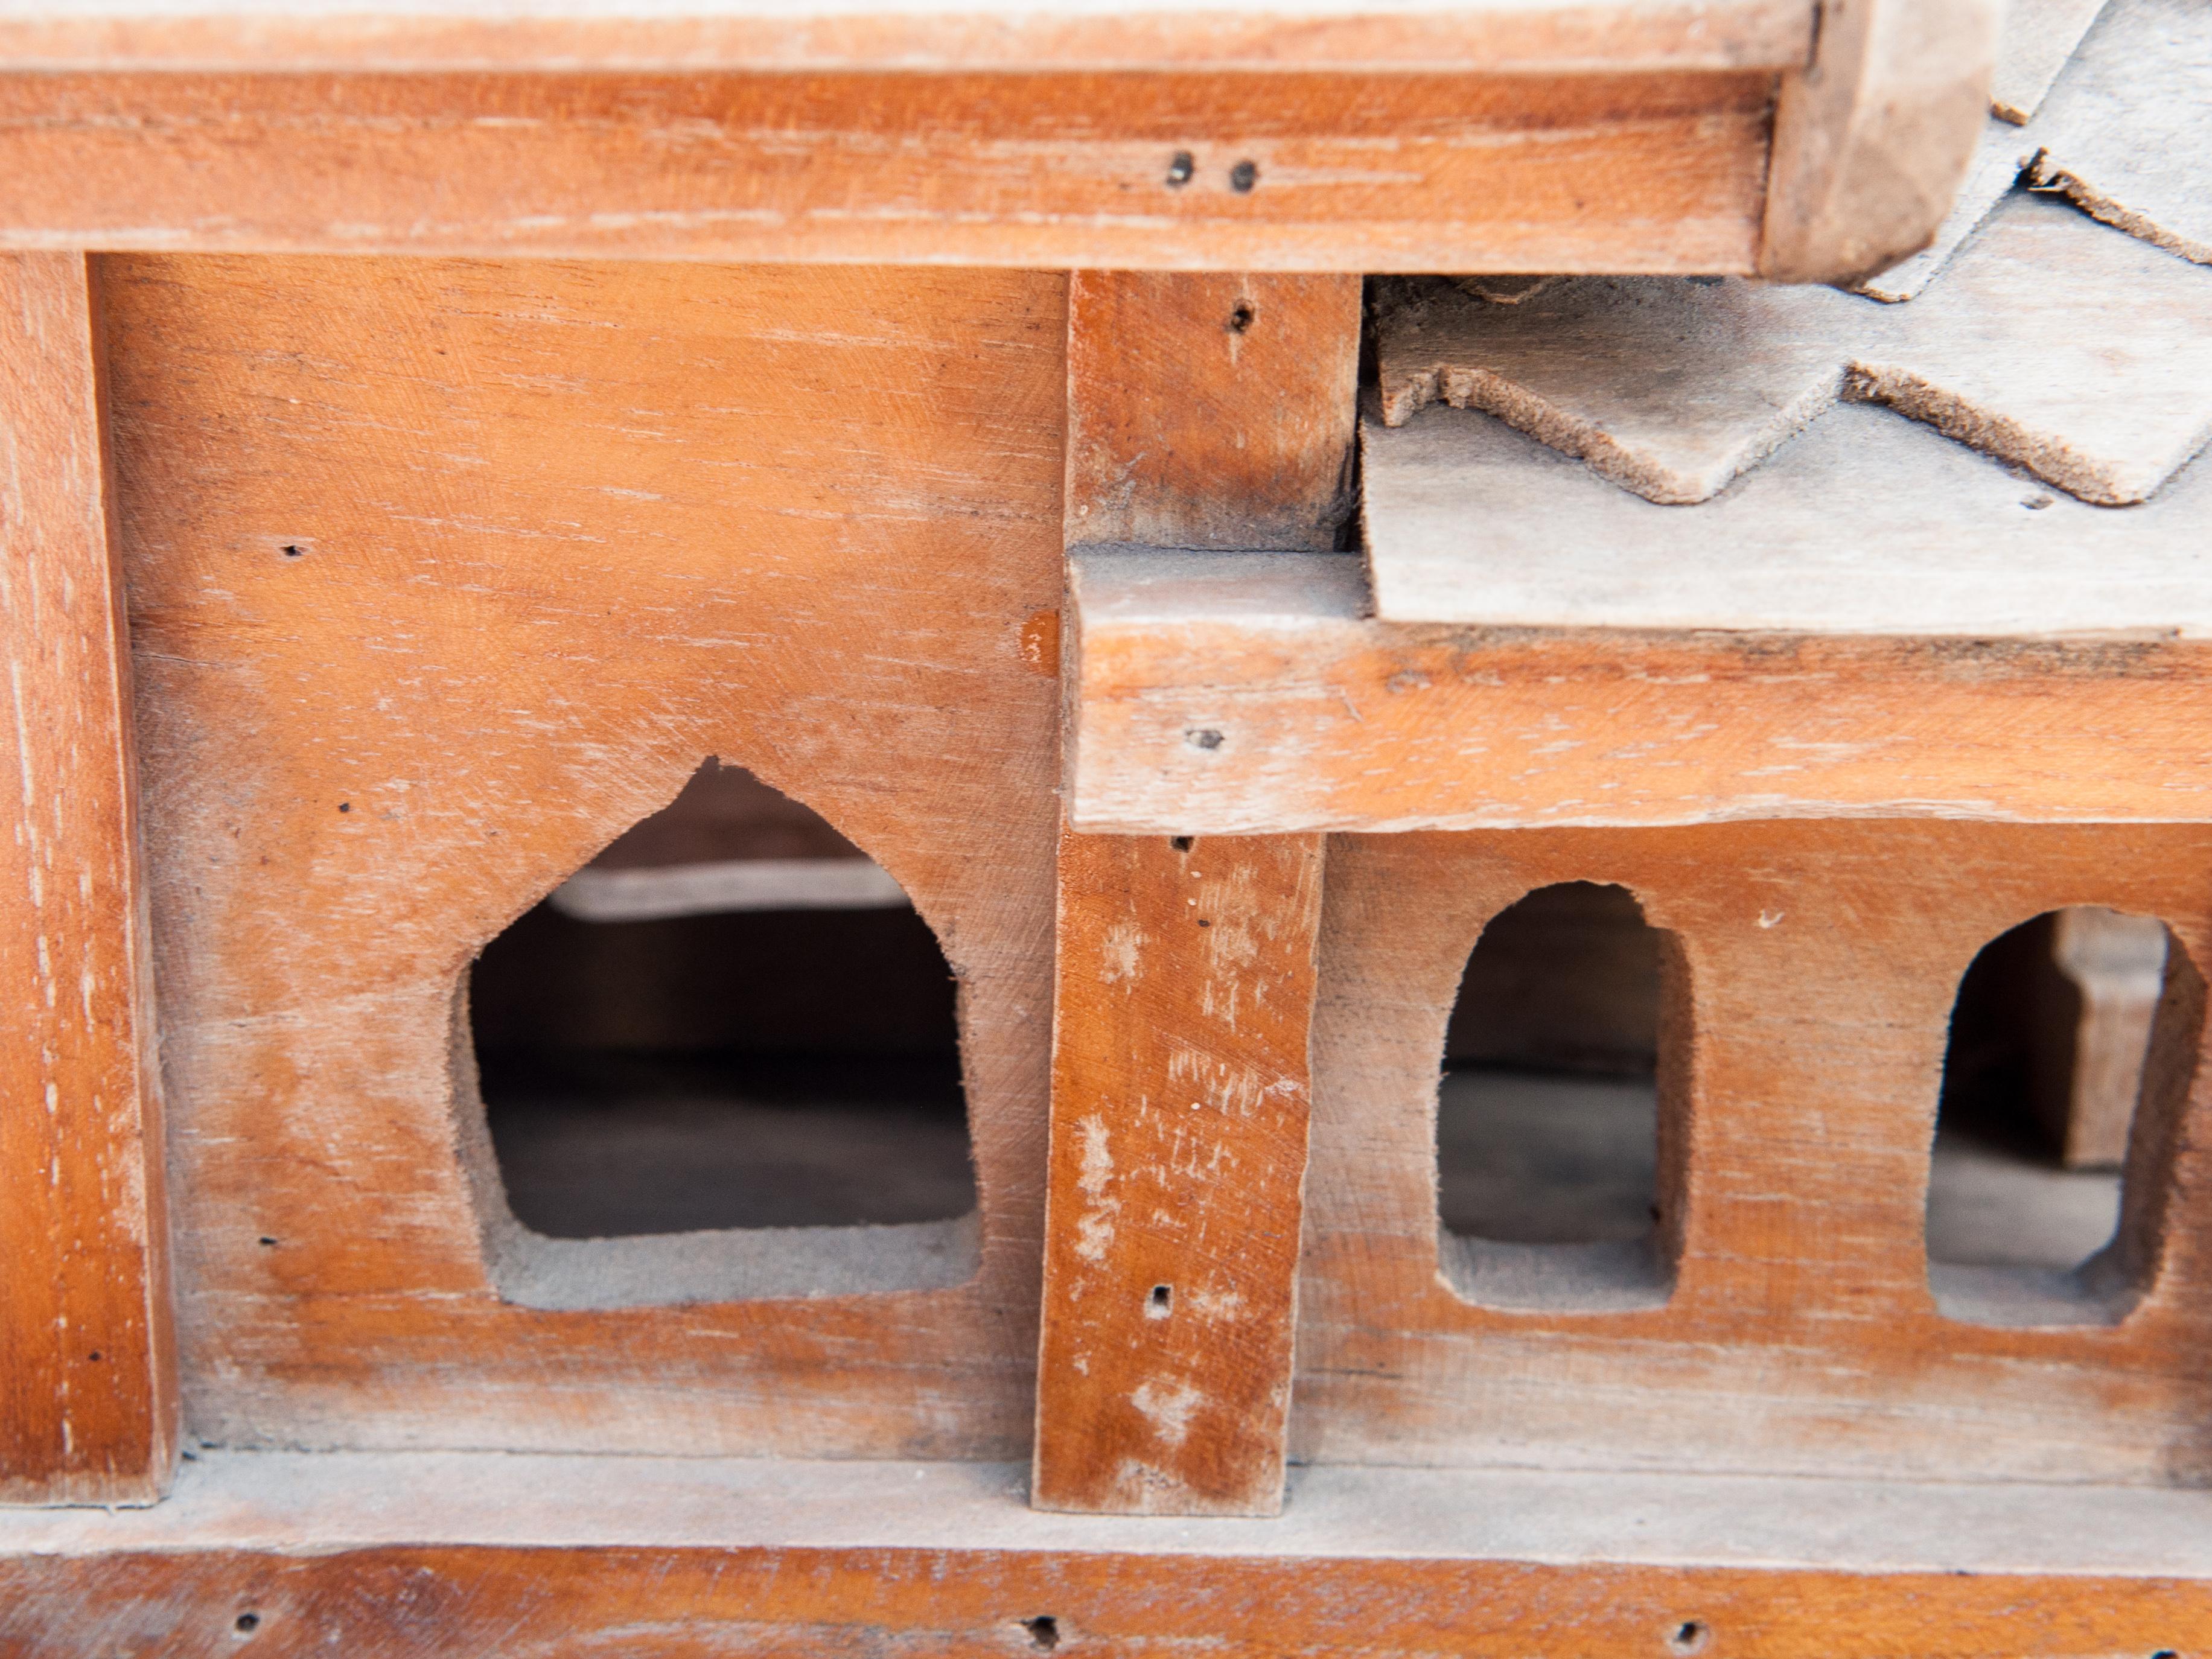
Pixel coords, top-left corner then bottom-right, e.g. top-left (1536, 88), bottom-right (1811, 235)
top-left (463, 759), bottom-right (975, 1307)
top-left (1436, 881), bottom-right (1677, 1311)
top-left (1930, 906), bottom-right (2199, 1326)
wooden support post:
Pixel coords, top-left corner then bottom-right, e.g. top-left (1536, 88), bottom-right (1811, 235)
top-left (1034, 829), bottom-right (1325, 1514)
top-left (1065, 272), bottom-right (1362, 553)
top-left (1035, 272), bottom-right (1354, 1515)
top-left (0, 252), bottom-right (175, 1505)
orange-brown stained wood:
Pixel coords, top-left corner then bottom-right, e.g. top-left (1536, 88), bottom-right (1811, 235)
top-left (1297, 820), bottom-right (2212, 1485)
top-left (1066, 273), bottom-right (1361, 550)
top-left (0, 252), bottom-right (175, 1505)
top-left (1034, 831), bottom-right (1323, 1515)
top-left (1067, 547), bottom-right (2212, 834)
top-left (104, 256), bottom-right (1066, 1458)
top-left (0, 71), bottom-right (1778, 273)
top-left (7, 1537), bottom-right (2212, 1657)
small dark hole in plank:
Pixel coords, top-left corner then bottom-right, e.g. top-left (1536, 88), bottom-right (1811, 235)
top-left (1669, 1621), bottom-right (1709, 1654)
top-left (1149, 1284), bottom-right (1171, 1313)
top-left (1229, 159), bottom-right (1258, 193)
top-left (1170, 836), bottom-right (1193, 852)
top-left (86, 1351), bottom-right (102, 1362)
top-left (1165, 151), bottom-right (1194, 187)
top-left (1022, 1615), bottom-right (1060, 1651)
top-left (258, 1237), bottom-right (278, 1247)
top-left (1184, 729), bottom-right (1224, 751)
top-left (337, 802), bottom-right (351, 813)
top-left (280, 545), bottom-right (305, 559)
top-left (235, 1612), bottom-right (261, 1634)
top-left (1229, 303), bottom-right (1255, 334)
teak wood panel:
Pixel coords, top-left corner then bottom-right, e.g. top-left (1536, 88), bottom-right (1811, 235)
top-left (104, 255), bottom-right (1066, 1457)
top-left (1296, 820), bottom-right (2212, 1485)
top-left (8, 1540), bottom-right (2212, 1658)
top-left (0, 71), bottom-right (1777, 273)
top-left (1034, 831), bottom-right (1323, 1515)
top-left (0, 252), bottom-right (175, 1505)
top-left (1065, 272), bottom-right (1360, 552)
top-left (1068, 548), bottom-right (2212, 834)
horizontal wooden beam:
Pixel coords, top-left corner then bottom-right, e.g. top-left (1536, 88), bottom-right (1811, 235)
top-left (0, 70), bottom-right (1776, 271)
top-left (0, 1), bottom-right (1817, 74)
top-left (1066, 547), bottom-right (2212, 833)
top-left (5, 1452), bottom-right (2212, 1654)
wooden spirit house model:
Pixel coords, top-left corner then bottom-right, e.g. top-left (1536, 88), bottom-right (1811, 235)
top-left (5, 0), bottom-right (2212, 1651)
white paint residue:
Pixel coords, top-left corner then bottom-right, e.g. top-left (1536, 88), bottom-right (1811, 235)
top-left (1758, 909), bottom-right (1785, 929)
top-left (1130, 1380), bottom-right (1206, 1448)
top-left (1188, 1286), bottom-right (1246, 1323)
top-left (1073, 1114), bottom-right (1120, 1263)
top-left (1099, 919), bottom-right (1145, 984)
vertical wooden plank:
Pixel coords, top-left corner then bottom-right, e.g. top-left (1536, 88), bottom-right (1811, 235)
top-left (1034, 829), bottom-right (1324, 1515)
top-left (0, 252), bottom-right (174, 1505)
top-left (1065, 272), bottom-right (1361, 552)
top-left (1041, 270), bottom-right (1354, 1515)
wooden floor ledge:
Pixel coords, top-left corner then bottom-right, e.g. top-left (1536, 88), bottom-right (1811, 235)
top-left (7, 1455), bottom-right (2212, 1652)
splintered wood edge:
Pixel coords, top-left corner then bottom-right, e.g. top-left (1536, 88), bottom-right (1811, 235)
top-left (0, 1), bottom-right (1817, 74)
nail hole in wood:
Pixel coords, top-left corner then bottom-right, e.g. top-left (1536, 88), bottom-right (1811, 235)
top-left (2151, 1650), bottom-right (2178, 1658)
top-left (1668, 1620), bottom-right (1708, 1655)
top-left (234, 1612), bottom-right (261, 1634)
top-left (1184, 729), bottom-right (1224, 751)
top-left (1022, 1615), bottom-right (1060, 1651)
top-left (1170, 836), bottom-right (1193, 852)
top-left (1229, 159), bottom-right (1258, 193)
top-left (1229, 303), bottom-right (1255, 334)
top-left (1165, 151), bottom-right (1194, 187)
top-left (1147, 1284), bottom-right (1172, 1318)
top-left (337, 802), bottom-right (351, 813)
top-left (279, 544), bottom-right (305, 559)
top-left (86, 1350), bottom-right (102, 1362)
top-left (257, 1236), bottom-right (278, 1247)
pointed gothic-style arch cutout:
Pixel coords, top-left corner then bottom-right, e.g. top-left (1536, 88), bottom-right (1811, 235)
top-left (1436, 880), bottom-right (1683, 1312)
top-left (459, 759), bottom-right (977, 1309)
top-left (1929, 906), bottom-right (2203, 1327)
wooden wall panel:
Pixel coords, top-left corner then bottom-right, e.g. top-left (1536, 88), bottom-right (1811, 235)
top-left (0, 71), bottom-right (1777, 273)
top-left (1034, 831), bottom-right (1323, 1514)
top-left (103, 255), bottom-right (1066, 1457)
top-left (1298, 820), bottom-right (2212, 1485)
top-left (1066, 273), bottom-right (1360, 552)
top-left (0, 252), bottom-right (175, 1505)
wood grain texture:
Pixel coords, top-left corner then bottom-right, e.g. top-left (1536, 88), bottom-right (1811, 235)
top-left (1067, 547), bottom-right (2212, 835)
top-left (0, 70), bottom-right (1777, 273)
top-left (0, 1), bottom-right (1818, 74)
top-left (105, 255), bottom-right (1066, 1456)
top-left (7, 1454), bottom-right (2212, 1659)
top-left (1034, 831), bottom-right (1323, 1515)
top-left (1759, 0), bottom-right (1998, 282)
top-left (1298, 820), bottom-right (2212, 1484)
top-left (1066, 273), bottom-right (1360, 552)
top-left (0, 252), bottom-right (175, 1506)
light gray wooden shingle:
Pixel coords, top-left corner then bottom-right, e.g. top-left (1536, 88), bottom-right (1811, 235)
top-left (2027, 0), bottom-right (2212, 266)
top-left (1362, 400), bottom-right (2212, 635)
top-left (1380, 194), bottom-right (2212, 508)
